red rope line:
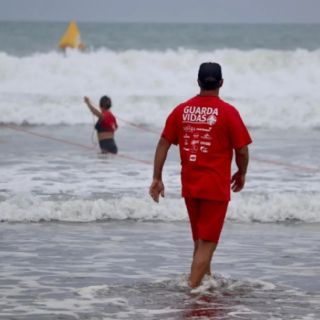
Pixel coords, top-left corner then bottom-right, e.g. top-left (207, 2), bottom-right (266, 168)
top-left (249, 157), bottom-right (318, 173)
top-left (117, 116), bottom-right (160, 134)
top-left (3, 123), bottom-right (319, 172)
top-left (118, 118), bottom-right (319, 173)
top-left (5, 124), bottom-right (96, 150)
top-left (4, 124), bottom-right (153, 165)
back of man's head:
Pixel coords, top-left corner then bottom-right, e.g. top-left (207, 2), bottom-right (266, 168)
top-left (198, 62), bottom-right (223, 90)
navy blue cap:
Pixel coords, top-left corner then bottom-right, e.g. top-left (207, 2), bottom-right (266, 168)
top-left (198, 62), bottom-right (222, 85)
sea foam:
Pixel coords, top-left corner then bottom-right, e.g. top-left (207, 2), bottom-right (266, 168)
top-left (0, 192), bottom-right (319, 223)
top-left (0, 48), bottom-right (319, 129)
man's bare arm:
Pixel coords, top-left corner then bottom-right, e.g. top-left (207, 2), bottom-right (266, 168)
top-left (149, 137), bottom-right (171, 202)
top-left (231, 145), bottom-right (249, 192)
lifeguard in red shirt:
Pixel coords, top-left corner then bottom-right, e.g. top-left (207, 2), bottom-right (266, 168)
top-left (84, 95), bottom-right (118, 154)
top-left (149, 62), bottom-right (252, 288)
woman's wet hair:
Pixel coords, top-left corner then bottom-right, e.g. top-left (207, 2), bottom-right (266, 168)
top-left (99, 96), bottom-right (112, 109)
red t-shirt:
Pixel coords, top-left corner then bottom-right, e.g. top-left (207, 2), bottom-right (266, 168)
top-left (161, 95), bottom-right (252, 201)
top-left (99, 110), bottom-right (118, 132)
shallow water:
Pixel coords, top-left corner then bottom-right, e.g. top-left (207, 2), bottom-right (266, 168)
top-left (0, 125), bottom-right (319, 319)
top-left (1, 125), bottom-right (319, 223)
top-left (0, 221), bottom-right (319, 320)
top-left (1, 21), bottom-right (320, 320)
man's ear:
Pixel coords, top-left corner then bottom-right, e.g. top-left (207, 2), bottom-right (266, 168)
top-left (219, 79), bottom-right (224, 88)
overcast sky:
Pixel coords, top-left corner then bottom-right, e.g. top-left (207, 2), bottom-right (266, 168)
top-left (0, 0), bottom-right (319, 23)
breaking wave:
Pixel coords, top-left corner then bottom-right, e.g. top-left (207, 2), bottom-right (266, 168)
top-left (0, 48), bottom-right (319, 129)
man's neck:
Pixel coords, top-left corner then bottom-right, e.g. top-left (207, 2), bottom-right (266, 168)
top-left (199, 89), bottom-right (219, 96)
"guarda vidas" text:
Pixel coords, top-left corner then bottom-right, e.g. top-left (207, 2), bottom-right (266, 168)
top-left (182, 106), bottom-right (218, 122)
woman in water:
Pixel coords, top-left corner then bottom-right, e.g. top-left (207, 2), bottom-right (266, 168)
top-left (84, 95), bottom-right (118, 154)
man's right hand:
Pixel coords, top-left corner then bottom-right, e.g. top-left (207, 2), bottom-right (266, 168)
top-left (149, 179), bottom-right (165, 203)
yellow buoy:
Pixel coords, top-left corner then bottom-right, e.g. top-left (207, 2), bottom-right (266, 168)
top-left (58, 21), bottom-right (85, 50)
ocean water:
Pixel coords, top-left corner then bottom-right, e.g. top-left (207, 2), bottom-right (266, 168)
top-left (0, 22), bottom-right (320, 319)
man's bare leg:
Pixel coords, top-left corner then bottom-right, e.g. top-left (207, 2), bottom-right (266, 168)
top-left (192, 240), bottom-right (212, 275)
top-left (189, 240), bottom-right (217, 288)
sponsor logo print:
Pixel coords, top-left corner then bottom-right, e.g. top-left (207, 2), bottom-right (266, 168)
top-left (200, 146), bottom-right (209, 153)
top-left (202, 133), bottom-right (212, 140)
top-left (196, 127), bottom-right (212, 132)
top-left (183, 125), bottom-right (196, 133)
top-left (200, 141), bottom-right (211, 146)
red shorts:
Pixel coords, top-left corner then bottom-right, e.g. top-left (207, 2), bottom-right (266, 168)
top-left (184, 198), bottom-right (229, 243)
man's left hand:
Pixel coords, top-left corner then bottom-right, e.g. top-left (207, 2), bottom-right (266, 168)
top-left (231, 171), bottom-right (246, 192)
